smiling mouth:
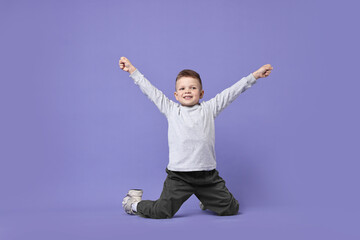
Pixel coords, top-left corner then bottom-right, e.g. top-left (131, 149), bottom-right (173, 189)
top-left (184, 96), bottom-right (193, 100)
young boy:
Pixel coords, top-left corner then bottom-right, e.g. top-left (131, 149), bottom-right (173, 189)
top-left (119, 57), bottom-right (273, 218)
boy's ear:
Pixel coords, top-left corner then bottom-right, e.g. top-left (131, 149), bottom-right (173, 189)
top-left (200, 90), bottom-right (204, 99)
top-left (174, 91), bottom-right (179, 101)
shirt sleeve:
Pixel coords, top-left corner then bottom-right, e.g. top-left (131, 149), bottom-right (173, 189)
top-left (130, 69), bottom-right (175, 117)
top-left (206, 73), bottom-right (257, 118)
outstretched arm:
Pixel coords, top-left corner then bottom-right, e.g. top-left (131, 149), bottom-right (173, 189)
top-left (207, 64), bottom-right (273, 118)
top-left (119, 57), bottom-right (174, 116)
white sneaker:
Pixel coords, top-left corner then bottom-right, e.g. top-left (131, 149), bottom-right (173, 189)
top-left (199, 201), bottom-right (207, 210)
top-left (122, 189), bottom-right (143, 215)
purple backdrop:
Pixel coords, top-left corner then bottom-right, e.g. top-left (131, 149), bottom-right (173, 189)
top-left (1, 0), bottom-right (359, 239)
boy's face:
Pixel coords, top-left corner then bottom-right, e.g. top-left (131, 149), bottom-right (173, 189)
top-left (174, 77), bottom-right (204, 107)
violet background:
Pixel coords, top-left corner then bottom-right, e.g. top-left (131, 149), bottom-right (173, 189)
top-left (1, 0), bottom-right (359, 239)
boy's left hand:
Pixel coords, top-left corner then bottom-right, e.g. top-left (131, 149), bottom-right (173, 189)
top-left (252, 64), bottom-right (273, 79)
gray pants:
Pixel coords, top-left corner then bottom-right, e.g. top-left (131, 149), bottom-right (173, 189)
top-left (137, 168), bottom-right (239, 219)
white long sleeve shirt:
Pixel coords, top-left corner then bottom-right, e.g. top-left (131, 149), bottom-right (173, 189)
top-left (130, 69), bottom-right (257, 171)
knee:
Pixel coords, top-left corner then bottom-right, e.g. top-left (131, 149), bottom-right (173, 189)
top-left (218, 200), bottom-right (239, 216)
top-left (229, 201), bottom-right (240, 215)
top-left (155, 208), bottom-right (175, 219)
top-left (153, 201), bottom-right (176, 219)
top-left (157, 213), bottom-right (174, 219)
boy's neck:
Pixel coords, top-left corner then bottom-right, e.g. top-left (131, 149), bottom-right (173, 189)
top-left (180, 103), bottom-right (200, 108)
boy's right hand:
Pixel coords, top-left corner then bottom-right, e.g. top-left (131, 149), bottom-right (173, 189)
top-left (252, 64), bottom-right (273, 80)
top-left (119, 57), bottom-right (136, 74)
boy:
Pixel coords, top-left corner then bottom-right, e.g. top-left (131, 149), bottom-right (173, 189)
top-left (119, 57), bottom-right (273, 218)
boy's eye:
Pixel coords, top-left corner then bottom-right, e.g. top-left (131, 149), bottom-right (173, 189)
top-left (180, 88), bottom-right (184, 90)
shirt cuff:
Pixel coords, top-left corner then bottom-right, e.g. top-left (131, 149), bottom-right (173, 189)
top-left (247, 73), bottom-right (257, 84)
top-left (129, 69), bottom-right (142, 83)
